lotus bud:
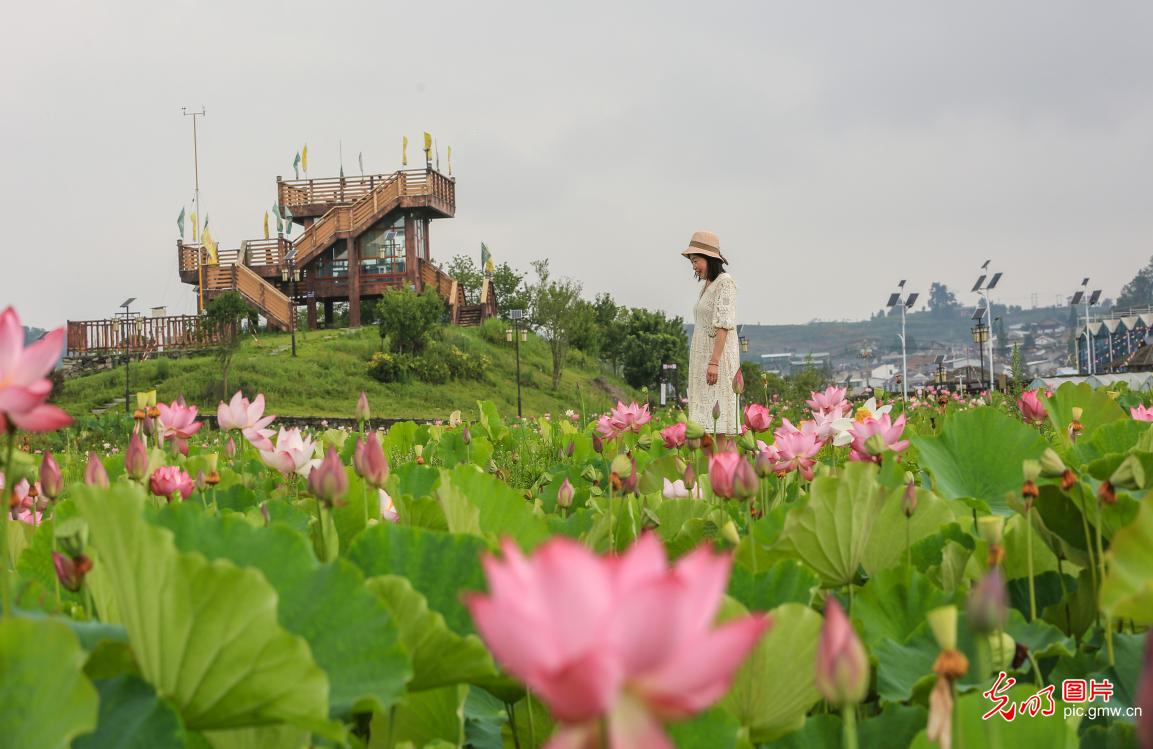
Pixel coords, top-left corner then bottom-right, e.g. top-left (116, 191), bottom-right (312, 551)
top-left (966, 568), bottom-right (1008, 633)
top-left (124, 433), bottom-right (149, 480)
top-left (353, 433), bottom-right (390, 489)
top-left (737, 430), bottom-right (758, 453)
top-left (308, 447), bottom-right (349, 506)
top-left (683, 420), bottom-right (707, 440)
top-left (733, 457), bottom-right (759, 500)
top-left (720, 520), bottom-right (741, 546)
top-left (864, 433), bottom-right (888, 456)
top-left (39, 451), bottom-right (63, 500)
top-left (260, 502), bottom-right (271, 526)
top-left (556, 478), bottom-right (574, 509)
top-left (815, 598), bottom-right (870, 706)
top-left (987, 631), bottom-right (1016, 671)
top-left (356, 391), bottom-right (371, 423)
top-left (732, 369), bottom-right (745, 395)
top-left (902, 480), bottom-right (918, 518)
top-left (84, 452), bottom-right (110, 488)
top-left (754, 449), bottom-right (775, 478)
top-left (1110, 455), bottom-right (1142, 491)
top-left (1039, 448), bottom-right (1067, 478)
top-left (976, 515), bottom-right (1004, 546)
top-left (927, 605), bottom-right (959, 651)
top-left (712, 401), bottom-right (721, 421)
top-left (683, 463), bottom-right (697, 490)
top-left (225, 437), bottom-right (237, 459)
top-left (462, 424), bottom-right (472, 446)
top-left (592, 433), bottom-right (604, 454)
top-left (565, 440), bottom-right (574, 458)
top-left (53, 551), bottom-right (92, 593)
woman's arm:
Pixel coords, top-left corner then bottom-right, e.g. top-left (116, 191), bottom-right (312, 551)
top-left (707, 329), bottom-right (728, 385)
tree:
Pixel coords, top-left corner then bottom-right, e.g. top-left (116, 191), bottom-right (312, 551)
top-left (567, 299), bottom-right (602, 357)
top-left (376, 287), bottom-right (445, 354)
top-left (527, 260), bottom-right (583, 389)
top-left (491, 261), bottom-right (530, 318)
top-left (1009, 343), bottom-right (1027, 392)
top-left (1116, 255), bottom-right (1153, 313)
top-left (619, 308), bottom-right (689, 391)
top-left (445, 254), bottom-right (483, 304)
top-left (204, 292), bottom-right (249, 398)
top-left (927, 282), bottom-right (960, 315)
top-left (593, 293), bottom-right (626, 374)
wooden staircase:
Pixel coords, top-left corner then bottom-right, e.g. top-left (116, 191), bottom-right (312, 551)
top-left (203, 263), bottom-right (294, 330)
top-left (456, 305), bottom-right (484, 327)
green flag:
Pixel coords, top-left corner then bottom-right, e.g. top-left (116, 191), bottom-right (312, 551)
top-left (272, 203), bottom-right (284, 235)
top-left (283, 204), bottom-right (294, 236)
top-left (177, 207), bottom-right (185, 238)
top-left (481, 242), bottom-right (493, 274)
top-left (292, 152), bottom-right (301, 180)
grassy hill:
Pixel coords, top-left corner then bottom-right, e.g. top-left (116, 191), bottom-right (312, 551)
top-left (57, 325), bottom-right (638, 420)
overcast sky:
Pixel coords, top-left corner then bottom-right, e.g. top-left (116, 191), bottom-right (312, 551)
top-left (5, 1), bottom-right (1152, 331)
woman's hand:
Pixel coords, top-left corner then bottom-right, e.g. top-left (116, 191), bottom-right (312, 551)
top-left (707, 362), bottom-right (719, 385)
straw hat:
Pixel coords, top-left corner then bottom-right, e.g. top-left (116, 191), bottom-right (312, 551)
top-left (680, 230), bottom-right (727, 264)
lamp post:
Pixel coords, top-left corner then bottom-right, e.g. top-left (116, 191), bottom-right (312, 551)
top-left (508, 309), bottom-right (525, 418)
top-left (886, 281), bottom-right (919, 401)
top-left (971, 321), bottom-right (990, 391)
top-left (1070, 279), bottom-right (1102, 375)
top-left (661, 362), bottom-right (678, 406)
top-left (972, 264), bottom-right (1003, 391)
top-left (119, 297), bottom-right (136, 413)
top-left (281, 253), bottom-right (300, 356)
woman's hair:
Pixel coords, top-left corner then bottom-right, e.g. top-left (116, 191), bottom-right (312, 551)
top-left (704, 256), bottom-right (725, 282)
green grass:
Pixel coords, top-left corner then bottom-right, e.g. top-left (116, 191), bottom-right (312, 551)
top-left (57, 326), bottom-right (637, 420)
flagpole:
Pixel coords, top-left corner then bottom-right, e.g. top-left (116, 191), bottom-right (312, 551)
top-left (182, 106), bottom-right (206, 314)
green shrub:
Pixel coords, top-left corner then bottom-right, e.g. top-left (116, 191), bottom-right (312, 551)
top-left (409, 350), bottom-right (451, 384)
top-left (368, 351), bottom-right (416, 383)
top-left (479, 317), bottom-right (507, 345)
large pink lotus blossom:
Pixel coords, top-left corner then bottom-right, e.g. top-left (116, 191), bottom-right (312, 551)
top-left (811, 406), bottom-right (854, 447)
top-left (807, 386), bottom-right (848, 415)
top-left (709, 451), bottom-right (757, 499)
top-left (849, 414), bottom-right (910, 463)
top-left (149, 466), bottom-right (195, 502)
top-left (1132, 405), bottom-right (1153, 422)
top-left (465, 534), bottom-right (769, 749)
top-left (1018, 391), bottom-right (1048, 425)
top-left (660, 422), bottom-right (687, 449)
top-left (0, 307), bottom-right (72, 433)
top-left (156, 399), bottom-right (203, 454)
top-left (771, 428), bottom-right (822, 480)
top-left (597, 401), bottom-right (653, 439)
top-left (743, 404), bottom-right (773, 432)
top-left (259, 427), bottom-right (320, 477)
top-left (217, 391), bottom-right (276, 451)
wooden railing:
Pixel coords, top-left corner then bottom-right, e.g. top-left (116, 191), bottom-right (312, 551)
top-left (242, 237), bottom-right (289, 269)
top-left (201, 264), bottom-right (293, 330)
top-left (278, 173), bottom-right (398, 208)
top-left (66, 315), bottom-right (225, 356)
top-left (290, 169), bottom-right (455, 268)
top-left (478, 276), bottom-right (499, 320)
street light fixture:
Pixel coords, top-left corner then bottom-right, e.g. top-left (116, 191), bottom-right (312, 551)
top-left (119, 297), bottom-right (136, 413)
top-left (281, 252), bottom-right (301, 357)
top-left (972, 264), bottom-right (1002, 391)
top-left (508, 309), bottom-right (525, 418)
top-left (1070, 278), bottom-right (1102, 375)
top-left (971, 306), bottom-right (989, 391)
top-left (886, 280), bottom-right (918, 400)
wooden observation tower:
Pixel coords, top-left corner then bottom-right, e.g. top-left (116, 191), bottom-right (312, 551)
top-left (176, 166), bottom-right (497, 331)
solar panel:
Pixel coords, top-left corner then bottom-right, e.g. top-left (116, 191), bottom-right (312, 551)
top-left (1071, 291), bottom-right (1084, 305)
top-left (971, 307), bottom-right (986, 321)
top-left (905, 292), bottom-right (919, 308)
top-left (1081, 277), bottom-right (1090, 287)
top-left (981, 260), bottom-right (991, 270)
top-left (897, 279), bottom-right (907, 289)
top-left (1088, 290), bottom-right (1102, 306)
top-left (971, 275), bottom-right (986, 292)
top-left (886, 293), bottom-right (901, 308)
top-left (987, 272), bottom-right (1002, 290)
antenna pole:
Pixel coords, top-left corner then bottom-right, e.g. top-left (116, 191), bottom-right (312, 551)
top-left (183, 106), bottom-right (206, 313)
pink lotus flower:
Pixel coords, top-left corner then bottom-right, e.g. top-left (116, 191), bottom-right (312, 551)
top-left (157, 399), bottom-right (203, 454)
top-left (84, 452), bottom-right (110, 488)
top-left (353, 433), bottom-right (390, 488)
top-left (379, 488), bottom-right (398, 522)
top-left (849, 414), bottom-right (910, 463)
top-left (465, 534), bottom-right (769, 749)
top-left (1132, 405), bottom-right (1153, 422)
top-left (601, 401), bottom-right (653, 438)
top-left (662, 477), bottom-right (702, 499)
top-left (0, 306), bottom-right (72, 433)
top-left (815, 598), bottom-right (869, 706)
top-left (743, 404), bottom-right (773, 432)
top-left (660, 422), bottom-right (687, 449)
top-left (356, 391), bottom-right (371, 423)
top-left (10, 478), bottom-right (46, 525)
top-left (217, 391), bottom-right (276, 451)
top-left (772, 428), bottom-right (822, 481)
top-left (708, 451), bottom-right (757, 499)
top-left (39, 450), bottom-right (63, 499)
top-left (259, 427), bottom-right (320, 477)
top-left (807, 386), bottom-right (848, 415)
top-left (1018, 390), bottom-right (1048, 425)
top-left (149, 466), bottom-right (194, 501)
top-left (811, 406), bottom-right (854, 447)
top-left (308, 447), bottom-right (348, 506)
top-left (124, 432), bottom-right (150, 480)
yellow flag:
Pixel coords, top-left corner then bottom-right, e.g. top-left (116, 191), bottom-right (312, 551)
top-left (402, 136), bottom-right (408, 165)
top-left (302, 144), bottom-right (309, 174)
top-left (423, 132), bottom-right (432, 156)
top-left (203, 227), bottom-right (218, 265)
top-left (191, 211), bottom-right (198, 241)
top-left (447, 146), bottom-right (452, 175)
top-left (263, 211), bottom-right (270, 240)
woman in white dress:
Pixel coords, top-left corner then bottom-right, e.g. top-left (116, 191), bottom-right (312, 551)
top-left (682, 230), bottom-right (739, 435)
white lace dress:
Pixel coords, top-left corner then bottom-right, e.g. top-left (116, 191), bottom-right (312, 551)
top-left (688, 272), bottom-right (739, 434)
